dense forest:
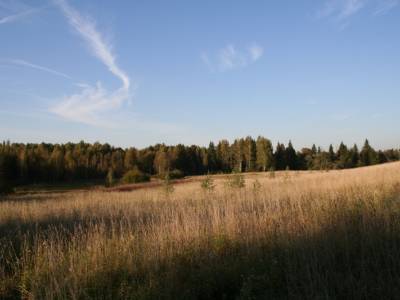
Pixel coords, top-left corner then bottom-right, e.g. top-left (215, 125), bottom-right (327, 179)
top-left (1, 137), bottom-right (399, 193)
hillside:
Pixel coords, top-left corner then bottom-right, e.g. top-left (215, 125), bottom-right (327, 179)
top-left (1, 162), bottom-right (400, 299)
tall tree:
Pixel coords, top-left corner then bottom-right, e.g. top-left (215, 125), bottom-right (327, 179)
top-left (154, 146), bottom-right (170, 176)
top-left (256, 136), bottom-right (273, 171)
top-left (232, 139), bottom-right (245, 172)
top-left (124, 148), bottom-right (138, 171)
top-left (244, 136), bottom-right (257, 172)
top-left (336, 142), bottom-right (350, 169)
top-left (328, 144), bottom-right (336, 165)
top-left (207, 142), bottom-right (218, 173)
top-left (360, 139), bottom-right (377, 166)
top-left (350, 144), bottom-right (360, 168)
top-left (217, 140), bottom-right (231, 173)
top-left (285, 141), bottom-right (298, 170)
top-left (274, 143), bottom-right (286, 170)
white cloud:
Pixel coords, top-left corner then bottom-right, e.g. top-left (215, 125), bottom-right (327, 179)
top-left (202, 43), bottom-right (264, 72)
top-left (0, 7), bottom-right (37, 24)
top-left (374, 0), bottom-right (399, 15)
top-left (0, 59), bottom-right (71, 79)
top-left (0, 0), bottom-right (41, 25)
top-left (219, 44), bottom-right (246, 71)
top-left (318, 0), bottom-right (398, 22)
top-left (51, 0), bottom-right (131, 127)
top-left (318, 0), bottom-right (366, 20)
top-left (248, 44), bottom-right (264, 62)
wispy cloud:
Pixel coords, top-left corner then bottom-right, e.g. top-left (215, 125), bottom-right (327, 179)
top-left (51, 0), bottom-right (131, 127)
top-left (0, 0), bottom-right (43, 25)
top-left (0, 58), bottom-right (71, 79)
top-left (374, 0), bottom-right (399, 15)
top-left (0, 7), bottom-right (38, 24)
top-left (202, 43), bottom-right (264, 72)
top-left (317, 0), bottom-right (398, 24)
top-left (317, 0), bottom-right (366, 20)
top-left (248, 44), bottom-right (264, 61)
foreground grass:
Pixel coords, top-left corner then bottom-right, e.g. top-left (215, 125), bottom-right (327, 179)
top-left (1, 163), bottom-right (400, 299)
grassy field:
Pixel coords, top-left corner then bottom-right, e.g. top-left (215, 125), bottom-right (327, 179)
top-left (1, 163), bottom-right (400, 299)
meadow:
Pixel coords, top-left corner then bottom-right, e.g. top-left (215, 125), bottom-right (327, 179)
top-left (1, 163), bottom-right (400, 299)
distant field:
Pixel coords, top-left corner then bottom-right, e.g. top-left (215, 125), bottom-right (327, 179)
top-left (1, 162), bottom-right (400, 299)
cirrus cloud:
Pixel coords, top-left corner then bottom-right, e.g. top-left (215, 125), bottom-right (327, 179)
top-left (50, 0), bottom-right (132, 127)
top-left (202, 43), bottom-right (264, 72)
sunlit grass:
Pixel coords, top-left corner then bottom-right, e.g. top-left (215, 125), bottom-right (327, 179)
top-left (1, 163), bottom-right (400, 299)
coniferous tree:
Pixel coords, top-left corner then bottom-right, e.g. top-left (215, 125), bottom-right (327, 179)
top-left (328, 144), bottom-right (336, 165)
top-left (377, 150), bottom-right (388, 164)
top-left (207, 142), bottom-right (218, 173)
top-left (0, 138), bottom-right (395, 188)
top-left (350, 144), bottom-right (360, 168)
top-left (285, 141), bottom-right (298, 170)
top-left (217, 140), bottom-right (231, 173)
top-left (274, 143), bottom-right (286, 170)
top-left (360, 139), bottom-right (377, 166)
top-left (337, 142), bottom-right (350, 169)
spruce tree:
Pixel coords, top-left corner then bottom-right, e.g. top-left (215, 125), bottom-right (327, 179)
top-left (285, 141), bottom-right (298, 170)
top-left (274, 143), bottom-right (286, 170)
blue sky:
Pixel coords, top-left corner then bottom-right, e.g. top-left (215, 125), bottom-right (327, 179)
top-left (0, 0), bottom-right (399, 149)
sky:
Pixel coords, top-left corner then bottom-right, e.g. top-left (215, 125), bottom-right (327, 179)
top-left (0, 0), bottom-right (399, 150)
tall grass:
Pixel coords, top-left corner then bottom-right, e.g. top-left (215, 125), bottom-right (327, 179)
top-left (1, 163), bottom-right (400, 299)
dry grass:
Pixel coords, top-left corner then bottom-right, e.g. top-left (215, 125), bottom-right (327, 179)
top-left (1, 163), bottom-right (400, 299)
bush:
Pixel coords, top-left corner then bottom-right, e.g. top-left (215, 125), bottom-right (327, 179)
top-left (0, 180), bottom-right (13, 194)
top-left (121, 168), bottom-right (150, 184)
top-left (163, 173), bottom-right (174, 196)
top-left (201, 175), bottom-right (215, 192)
top-left (227, 173), bottom-right (245, 189)
top-left (168, 169), bottom-right (185, 179)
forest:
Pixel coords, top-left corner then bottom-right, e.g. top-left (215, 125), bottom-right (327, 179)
top-left (1, 136), bottom-right (399, 193)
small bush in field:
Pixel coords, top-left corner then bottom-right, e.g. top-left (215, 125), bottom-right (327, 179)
top-left (227, 173), bottom-right (245, 188)
top-left (201, 175), bottom-right (215, 192)
top-left (268, 168), bottom-right (276, 179)
top-left (121, 168), bottom-right (150, 184)
top-left (252, 179), bottom-right (261, 193)
top-left (163, 174), bottom-right (174, 195)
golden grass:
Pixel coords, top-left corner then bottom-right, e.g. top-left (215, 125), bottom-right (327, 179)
top-left (1, 162), bottom-right (400, 299)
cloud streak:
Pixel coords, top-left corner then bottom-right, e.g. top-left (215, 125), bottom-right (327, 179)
top-left (0, 59), bottom-right (71, 79)
top-left (0, 6), bottom-right (38, 25)
top-left (374, 0), bottom-right (399, 15)
top-left (317, 0), bottom-right (398, 23)
top-left (202, 43), bottom-right (264, 72)
top-left (51, 0), bottom-right (131, 127)
top-left (317, 0), bottom-right (365, 20)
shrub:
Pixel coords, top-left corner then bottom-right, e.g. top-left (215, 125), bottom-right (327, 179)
top-left (227, 173), bottom-right (245, 188)
top-left (201, 175), bottom-right (215, 192)
top-left (169, 169), bottom-right (185, 179)
top-left (252, 179), bottom-right (261, 192)
top-left (268, 167), bottom-right (276, 179)
top-left (163, 174), bottom-right (174, 195)
top-left (121, 168), bottom-right (150, 184)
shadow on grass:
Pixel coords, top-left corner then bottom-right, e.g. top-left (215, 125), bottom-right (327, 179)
top-left (2, 193), bottom-right (400, 299)
top-left (119, 210), bottom-right (400, 300)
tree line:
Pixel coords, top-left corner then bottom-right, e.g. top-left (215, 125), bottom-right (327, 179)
top-left (1, 137), bottom-right (399, 192)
